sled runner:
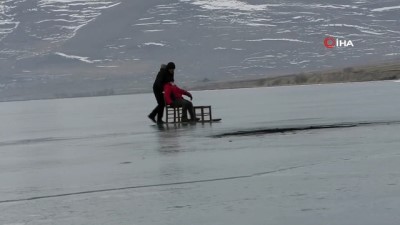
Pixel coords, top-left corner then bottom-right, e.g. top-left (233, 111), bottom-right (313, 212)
top-left (166, 105), bottom-right (221, 123)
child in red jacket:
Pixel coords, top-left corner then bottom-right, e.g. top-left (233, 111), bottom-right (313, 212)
top-left (164, 82), bottom-right (198, 122)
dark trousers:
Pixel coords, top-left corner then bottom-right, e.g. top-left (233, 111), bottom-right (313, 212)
top-left (149, 89), bottom-right (165, 122)
top-left (173, 99), bottom-right (195, 120)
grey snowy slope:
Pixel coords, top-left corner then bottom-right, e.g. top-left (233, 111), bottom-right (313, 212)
top-left (0, 0), bottom-right (399, 100)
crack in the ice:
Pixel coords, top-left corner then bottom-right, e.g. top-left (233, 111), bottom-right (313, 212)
top-left (0, 164), bottom-right (316, 204)
top-left (0, 132), bottom-right (145, 147)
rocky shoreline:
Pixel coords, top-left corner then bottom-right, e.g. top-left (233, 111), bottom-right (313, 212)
top-left (191, 61), bottom-right (400, 91)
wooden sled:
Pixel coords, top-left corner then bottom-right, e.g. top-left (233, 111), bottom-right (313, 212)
top-left (166, 105), bottom-right (221, 123)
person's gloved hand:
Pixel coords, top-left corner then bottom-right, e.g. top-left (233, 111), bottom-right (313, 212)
top-left (188, 93), bottom-right (193, 100)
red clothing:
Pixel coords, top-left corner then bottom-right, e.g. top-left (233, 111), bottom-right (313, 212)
top-left (164, 83), bottom-right (191, 105)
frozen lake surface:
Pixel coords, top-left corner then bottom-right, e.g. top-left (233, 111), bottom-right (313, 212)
top-left (1, 81), bottom-right (400, 225)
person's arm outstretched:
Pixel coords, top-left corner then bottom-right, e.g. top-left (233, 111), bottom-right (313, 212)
top-left (177, 86), bottom-right (192, 100)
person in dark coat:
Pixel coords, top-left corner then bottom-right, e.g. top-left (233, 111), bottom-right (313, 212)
top-left (148, 62), bottom-right (175, 124)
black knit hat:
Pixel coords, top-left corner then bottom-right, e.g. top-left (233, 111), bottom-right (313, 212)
top-left (166, 62), bottom-right (175, 70)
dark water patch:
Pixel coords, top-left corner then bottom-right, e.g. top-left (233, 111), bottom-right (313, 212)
top-left (212, 121), bottom-right (400, 138)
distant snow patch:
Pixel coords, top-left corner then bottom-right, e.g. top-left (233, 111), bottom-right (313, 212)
top-left (143, 30), bottom-right (164, 32)
top-left (133, 22), bottom-right (161, 26)
top-left (41, 0), bottom-right (88, 2)
top-left (276, 30), bottom-right (291, 34)
top-left (243, 38), bottom-right (311, 43)
top-left (246, 23), bottom-right (276, 27)
top-left (322, 23), bottom-right (384, 35)
top-left (214, 47), bottom-right (244, 51)
top-left (138, 17), bottom-right (154, 21)
top-left (156, 5), bottom-right (177, 9)
top-left (309, 4), bottom-right (358, 9)
top-left (55, 52), bottom-right (97, 63)
top-left (36, 0), bottom-right (121, 41)
top-left (244, 55), bottom-right (275, 62)
top-left (371, 5), bottom-right (400, 12)
top-left (142, 42), bottom-right (166, 47)
top-left (190, 0), bottom-right (268, 11)
top-left (36, 19), bottom-right (80, 24)
top-left (0, 3), bottom-right (20, 41)
top-left (289, 60), bottom-right (310, 65)
top-left (96, 65), bottom-right (118, 68)
top-left (162, 21), bottom-right (179, 25)
top-left (93, 2), bottom-right (121, 10)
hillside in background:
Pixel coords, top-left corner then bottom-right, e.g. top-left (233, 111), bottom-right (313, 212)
top-left (0, 0), bottom-right (399, 101)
